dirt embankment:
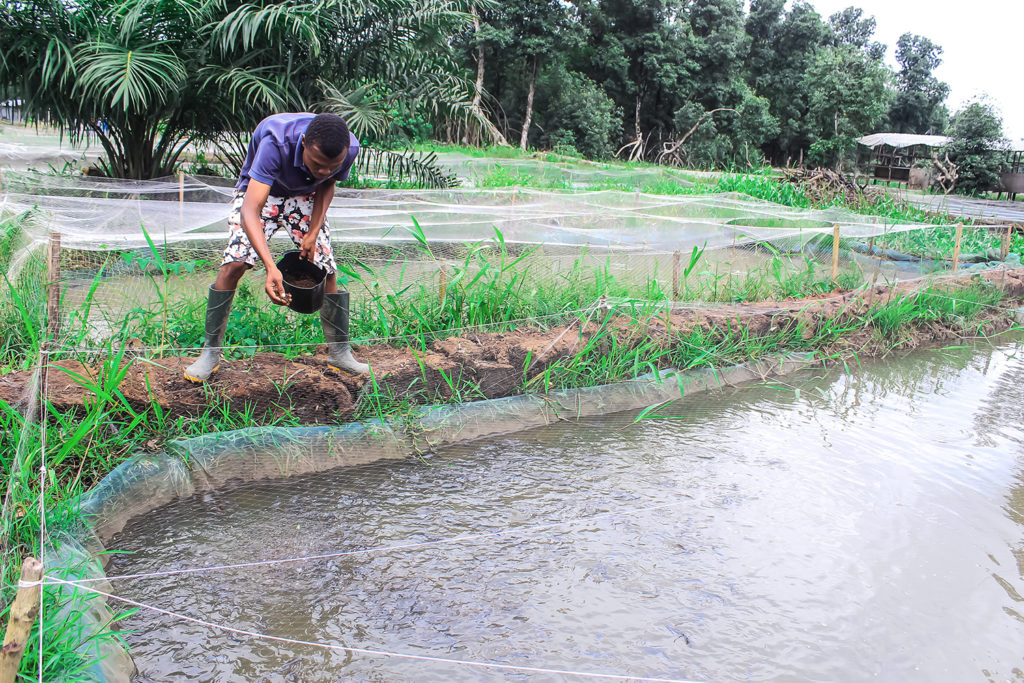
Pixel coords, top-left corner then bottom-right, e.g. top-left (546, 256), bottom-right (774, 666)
top-left (4, 269), bottom-right (1024, 424)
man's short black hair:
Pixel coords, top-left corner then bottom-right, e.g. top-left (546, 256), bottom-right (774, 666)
top-left (304, 113), bottom-right (351, 158)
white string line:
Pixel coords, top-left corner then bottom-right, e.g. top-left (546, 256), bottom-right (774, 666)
top-left (48, 303), bottom-right (603, 355)
top-left (42, 577), bottom-right (703, 683)
top-left (61, 499), bottom-right (693, 585)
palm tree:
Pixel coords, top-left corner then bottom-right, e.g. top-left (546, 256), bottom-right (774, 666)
top-left (1, 0), bottom-right (495, 179)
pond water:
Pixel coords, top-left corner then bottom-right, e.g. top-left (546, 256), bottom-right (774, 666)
top-left (106, 341), bottom-right (1024, 682)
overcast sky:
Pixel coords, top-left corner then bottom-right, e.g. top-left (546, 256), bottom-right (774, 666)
top-left (803, 0), bottom-right (1024, 145)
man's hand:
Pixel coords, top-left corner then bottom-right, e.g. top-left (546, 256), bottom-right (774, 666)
top-left (299, 230), bottom-right (319, 262)
top-left (265, 266), bottom-right (291, 306)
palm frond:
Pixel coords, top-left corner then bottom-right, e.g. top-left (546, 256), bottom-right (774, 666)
top-left (115, 0), bottom-right (211, 43)
top-left (198, 65), bottom-right (297, 112)
top-left (74, 40), bottom-right (186, 111)
top-left (318, 81), bottom-right (390, 138)
top-left (212, 3), bottom-right (320, 55)
top-left (41, 37), bottom-right (77, 88)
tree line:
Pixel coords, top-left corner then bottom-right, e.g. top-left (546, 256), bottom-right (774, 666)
top-left (0, 0), bottom-right (1011, 191)
top-left (463, 0), bottom-right (979, 165)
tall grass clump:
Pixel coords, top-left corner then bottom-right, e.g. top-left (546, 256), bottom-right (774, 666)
top-left (868, 281), bottom-right (1006, 340)
top-left (344, 224), bottom-right (617, 346)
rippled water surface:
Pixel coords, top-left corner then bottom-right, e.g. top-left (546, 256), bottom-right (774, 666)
top-left (107, 342), bottom-right (1024, 682)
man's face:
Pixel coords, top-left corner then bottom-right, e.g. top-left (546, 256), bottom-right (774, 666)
top-left (302, 139), bottom-right (348, 181)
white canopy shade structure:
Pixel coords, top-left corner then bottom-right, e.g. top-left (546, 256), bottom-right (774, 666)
top-left (857, 133), bottom-right (952, 149)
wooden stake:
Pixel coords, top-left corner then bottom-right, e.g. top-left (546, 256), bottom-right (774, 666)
top-left (46, 232), bottom-right (61, 342)
top-left (177, 170), bottom-right (185, 232)
top-left (0, 557), bottom-right (43, 683)
top-left (439, 265), bottom-right (448, 303)
top-left (866, 257), bottom-right (882, 307)
top-left (831, 223), bottom-right (840, 284)
top-left (867, 235), bottom-right (875, 255)
top-left (671, 250), bottom-right (681, 300)
top-left (1002, 224), bottom-right (1014, 261)
top-left (951, 223), bottom-right (963, 274)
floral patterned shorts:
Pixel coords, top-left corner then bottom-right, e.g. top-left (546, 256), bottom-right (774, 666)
top-left (221, 190), bottom-right (338, 274)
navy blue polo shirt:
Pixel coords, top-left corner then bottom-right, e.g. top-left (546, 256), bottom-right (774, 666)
top-left (236, 113), bottom-right (360, 197)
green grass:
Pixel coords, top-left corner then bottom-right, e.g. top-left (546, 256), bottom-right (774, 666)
top-left (474, 164), bottom-right (574, 189)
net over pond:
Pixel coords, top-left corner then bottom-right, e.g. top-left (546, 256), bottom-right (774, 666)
top-left (2, 169), bottom-right (1013, 355)
top-left (94, 341), bottom-right (1024, 682)
top-left (2, 164), bottom-right (1020, 448)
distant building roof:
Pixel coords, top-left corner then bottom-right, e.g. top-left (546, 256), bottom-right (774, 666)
top-left (857, 133), bottom-right (952, 149)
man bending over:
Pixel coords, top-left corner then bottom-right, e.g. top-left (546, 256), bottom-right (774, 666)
top-left (185, 112), bottom-right (369, 382)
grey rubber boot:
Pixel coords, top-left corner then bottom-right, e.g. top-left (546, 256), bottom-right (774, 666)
top-left (183, 286), bottom-right (235, 382)
top-left (321, 291), bottom-right (369, 374)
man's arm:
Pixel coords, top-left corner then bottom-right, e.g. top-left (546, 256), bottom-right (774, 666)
top-left (240, 180), bottom-right (290, 305)
top-left (299, 181), bottom-right (336, 262)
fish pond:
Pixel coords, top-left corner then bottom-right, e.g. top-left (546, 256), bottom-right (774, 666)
top-left (106, 340), bottom-right (1024, 682)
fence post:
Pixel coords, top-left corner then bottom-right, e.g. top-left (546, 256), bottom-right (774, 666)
top-left (831, 223), bottom-right (840, 284)
top-left (1001, 224), bottom-right (1014, 261)
top-left (951, 223), bottom-right (963, 274)
top-left (47, 231), bottom-right (61, 342)
top-left (0, 557), bottom-right (44, 683)
top-left (439, 265), bottom-right (448, 304)
top-left (672, 250), bottom-right (681, 300)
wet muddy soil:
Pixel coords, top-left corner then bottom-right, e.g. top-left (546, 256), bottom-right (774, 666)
top-left (4, 269), bottom-right (1024, 424)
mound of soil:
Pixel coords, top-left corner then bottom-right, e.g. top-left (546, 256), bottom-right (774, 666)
top-left (3, 268), bottom-right (1023, 424)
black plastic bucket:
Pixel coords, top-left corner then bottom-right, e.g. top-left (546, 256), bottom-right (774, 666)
top-left (276, 250), bottom-right (327, 314)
